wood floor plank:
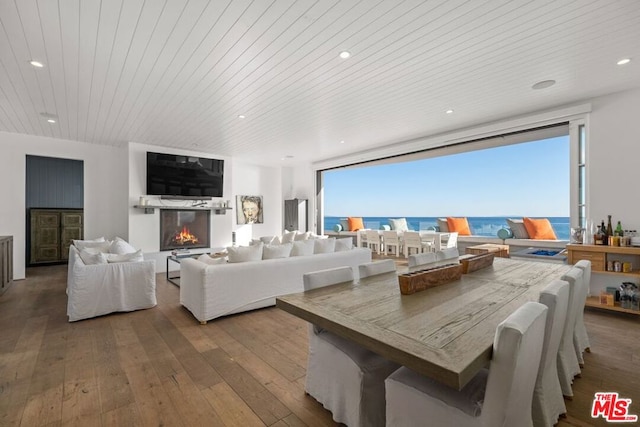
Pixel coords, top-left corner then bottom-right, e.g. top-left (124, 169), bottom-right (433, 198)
top-left (201, 382), bottom-right (266, 427)
top-left (201, 347), bottom-right (291, 425)
top-left (0, 264), bottom-right (637, 426)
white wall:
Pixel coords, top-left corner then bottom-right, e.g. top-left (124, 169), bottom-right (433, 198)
top-left (0, 131), bottom-right (127, 279)
top-left (588, 89), bottom-right (640, 231)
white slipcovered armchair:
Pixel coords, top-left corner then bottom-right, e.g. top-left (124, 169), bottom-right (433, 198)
top-left (66, 244), bottom-right (156, 322)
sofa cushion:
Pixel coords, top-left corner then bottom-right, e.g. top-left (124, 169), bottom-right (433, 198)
top-left (107, 250), bottom-right (144, 263)
top-left (446, 217), bottom-right (472, 236)
top-left (335, 238), bottom-right (353, 252)
top-left (315, 237), bottom-right (336, 254)
top-left (523, 217), bottom-right (558, 240)
top-left (263, 243), bottom-right (293, 260)
top-left (198, 254), bottom-right (228, 265)
top-left (110, 237), bottom-right (137, 254)
top-left (389, 218), bottom-right (409, 232)
top-left (227, 243), bottom-right (263, 263)
top-left (291, 239), bottom-right (315, 256)
top-left (437, 218), bottom-right (449, 232)
top-left (79, 249), bottom-right (108, 265)
top-left (507, 218), bottom-right (530, 239)
top-left (281, 230), bottom-right (297, 243)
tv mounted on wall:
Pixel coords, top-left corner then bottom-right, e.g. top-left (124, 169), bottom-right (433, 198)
top-left (146, 152), bottom-right (224, 199)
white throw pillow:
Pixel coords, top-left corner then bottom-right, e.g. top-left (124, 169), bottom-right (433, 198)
top-left (335, 238), bottom-right (353, 252)
top-left (79, 249), bottom-right (108, 265)
top-left (437, 218), bottom-right (449, 232)
top-left (314, 237), bottom-right (336, 254)
top-left (197, 254), bottom-right (228, 265)
top-left (110, 237), bottom-right (137, 255)
top-left (291, 239), bottom-right (315, 256)
top-left (281, 230), bottom-right (297, 243)
top-left (73, 240), bottom-right (111, 252)
top-left (227, 243), bottom-right (263, 263)
top-left (263, 243), bottom-right (293, 260)
top-left (389, 218), bottom-right (409, 232)
top-left (260, 235), bottom-right (280, 245)
top-left (294, 231), bottom-right (312, 241)
top-left (106, 250), bottom-right (144, 263)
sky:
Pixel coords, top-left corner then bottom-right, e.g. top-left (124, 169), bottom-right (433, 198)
top-left (323, 136), bottom-right (570, 217)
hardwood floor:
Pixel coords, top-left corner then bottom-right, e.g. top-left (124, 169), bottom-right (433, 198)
top-left (0, 263), bottom-right (638, 426)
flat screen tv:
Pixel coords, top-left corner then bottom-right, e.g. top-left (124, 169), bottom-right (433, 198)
top-left (146, 152), bottom-right (224, 199)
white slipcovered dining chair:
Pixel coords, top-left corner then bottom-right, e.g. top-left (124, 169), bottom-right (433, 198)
top-left (382, 230), bottom-right (402, 257)
top-left (436, 247), bottom-right (459, 261)
top-left (573, 260), bottom-right (592, 365)
top-left (385, 301), bottom-right (548, 427)
top-left (358, 259), bottom-right (396, 279)
top-left (303, 267), bottom-right (399, 426)
top-left (408, 252), bottom-right (437, 268)
top-left (557, 267), bottom-right (584, 398)
top-left (533, 280), bottom-right (570, 427)
top-left (403, 231), bottom-right (429, 258)
top-left (365, 230), bottom-right (383, 255)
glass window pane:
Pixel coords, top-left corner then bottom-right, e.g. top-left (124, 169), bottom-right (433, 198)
top-left (579, 166), bottom-right (585, 203)
top-left (579, 125), bottom-right (586, 163)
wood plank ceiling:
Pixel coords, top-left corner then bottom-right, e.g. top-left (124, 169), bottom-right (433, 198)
top-left (0, 0), bottom-right (639, 166)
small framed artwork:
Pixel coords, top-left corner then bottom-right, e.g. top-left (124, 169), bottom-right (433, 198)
top-left (236, 195), bottom-right (263, 224)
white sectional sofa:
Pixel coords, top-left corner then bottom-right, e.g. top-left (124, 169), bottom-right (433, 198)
top-left (180, 247), bottom-right (372, 323)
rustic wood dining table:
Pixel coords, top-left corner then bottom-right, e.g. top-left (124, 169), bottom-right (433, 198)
top-left (276, 258), bottom-right (571, 390)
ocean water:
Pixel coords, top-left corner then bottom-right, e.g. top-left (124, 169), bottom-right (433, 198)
top-left (325, 216), bottom-right (570, 240)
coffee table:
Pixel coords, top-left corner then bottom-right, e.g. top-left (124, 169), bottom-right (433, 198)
top-left (465, 243), bottom-right (510, 258)
top-left (166, 250), bottom-right (226, 286)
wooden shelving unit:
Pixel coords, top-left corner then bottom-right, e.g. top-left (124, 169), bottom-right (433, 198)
top-left (566, 244), bottom-right (640, 316)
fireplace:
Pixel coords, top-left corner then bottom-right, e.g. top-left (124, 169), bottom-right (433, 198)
top-left (160, 210), bottom-right (210, 251)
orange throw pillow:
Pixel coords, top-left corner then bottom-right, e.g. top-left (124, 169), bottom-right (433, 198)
top-left (523, 217), bottom-right (557, 240)
top-left (446, 217), bottom-right (471, 236)
top-left (347, 217), bottom-right (365, 231)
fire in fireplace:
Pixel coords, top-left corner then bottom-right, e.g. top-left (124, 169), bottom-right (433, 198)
top-left (160, 210), bottom-right (210, 251)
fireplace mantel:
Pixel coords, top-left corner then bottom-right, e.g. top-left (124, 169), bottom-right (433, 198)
top-left (133, 205), bottom-right (232, 215)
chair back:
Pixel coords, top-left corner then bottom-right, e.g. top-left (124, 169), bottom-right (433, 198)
top-left (382, 230), bottom-right (400, 245)
top-left (403, 231), bottom-right (421, 246)
top-left (574, 260), bottom-right (591, 301)
top-left (365, 230), bottom-right (381, 244)
top-left (533, 279), bottom-right (569, 427)
top-left (408, 252), bottom-right (437, 268)
top-left (559, 268), bottom-right (584, 351)
top-left (303, 266), bottom-right (354, 291)
top-left (436, 247), bottom-right (459, 261)
top-left (482, 302), bottom-right (548, 427)
top-left (443, 232), bottom-right (458, 248)
top-left (358, 259), bottom-right (396, 279)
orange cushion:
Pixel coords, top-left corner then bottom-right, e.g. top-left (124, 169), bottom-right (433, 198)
top-left (446, 217), bottom-right (471, 236)
top-left (523, 217), bottom-right (558, 240)
top-left (347, 217), bottom-right (365, 231)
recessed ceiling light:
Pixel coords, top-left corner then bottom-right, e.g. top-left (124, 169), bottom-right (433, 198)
top-left (47, 119), bottom-right (56, 123)
top-left (40, 112), bottom-right (58, 121)
top-left (445, 109), bottom-right (454, 114)
top-left (340, 140), bottom-right (345, 144)
top-left (532, 79), bottom-right (556, 90)
top-left (617, 58), bottom-right (631, 65)
top-left (29, 60), bottom-right (44, 68)
top-left (339, 51), bottom-right (351, 59)
top-left (238, 114), bottom-right (246, 119)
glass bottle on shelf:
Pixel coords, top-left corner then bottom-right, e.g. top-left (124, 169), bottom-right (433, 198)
top-left (607, 215), bottom-right (613, 237)
top-left (594, 225), bottom-right (605, 245)
top-left (601, 220), bottom-right (608, 245)
top-left (615, 221), bottom-right (623, 236)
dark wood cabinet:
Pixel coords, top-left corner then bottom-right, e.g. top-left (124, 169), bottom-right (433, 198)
top-left (0, 236), bottom-right (12, 295)
top-left (29, 209), bottom-right (83, 265)
top-left (284, 199), bottom-right (308, 232)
